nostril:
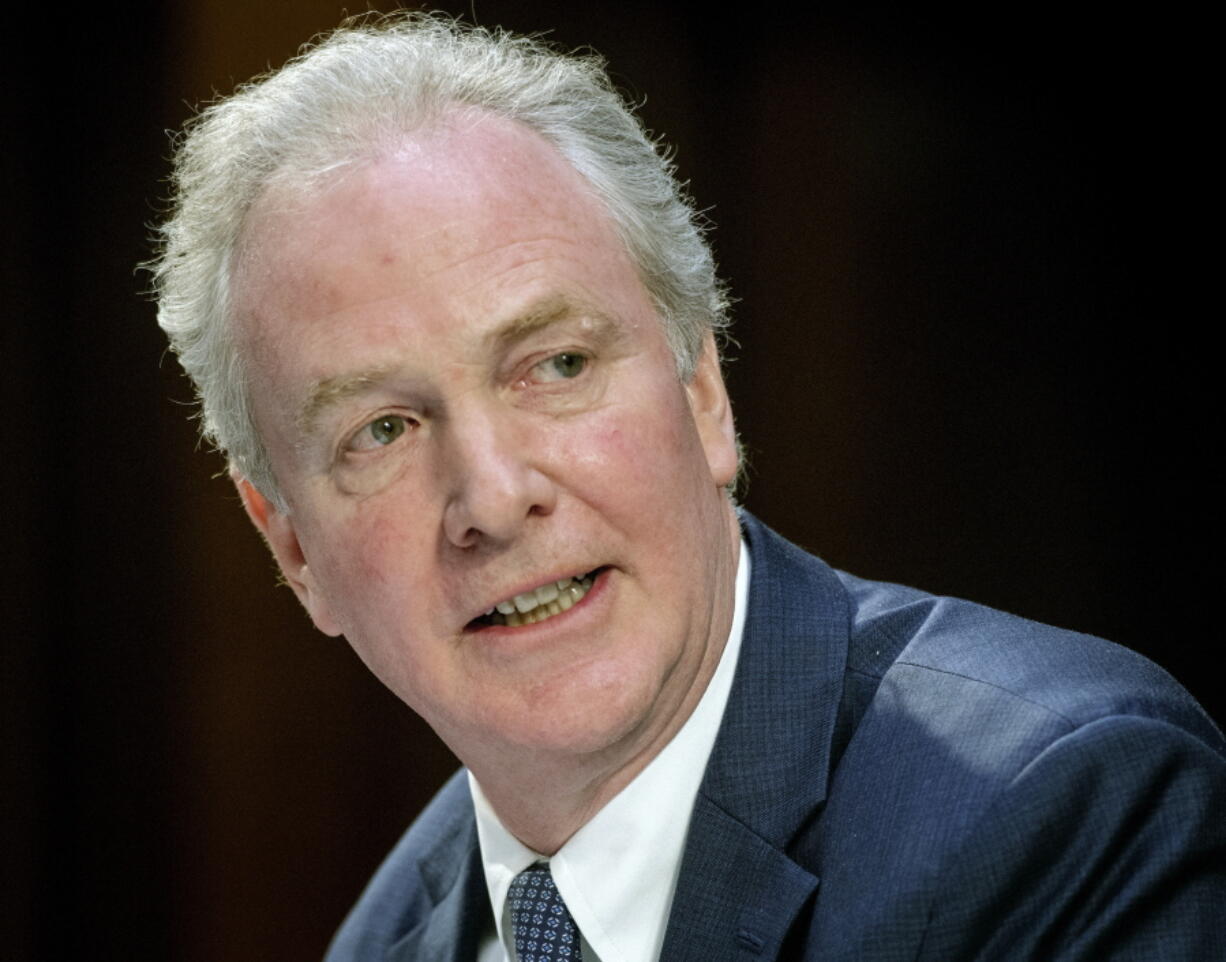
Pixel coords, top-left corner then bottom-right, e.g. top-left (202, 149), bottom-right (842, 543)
top-left (442, 462), bottom-right (558, 549)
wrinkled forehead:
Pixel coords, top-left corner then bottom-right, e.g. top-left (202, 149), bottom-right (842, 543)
top-left (236, 112), bottom-right (609, 268)
top-left (230, 111), bottom-right (632, 334)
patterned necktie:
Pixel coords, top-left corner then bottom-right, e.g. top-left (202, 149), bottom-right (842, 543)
top-left (507, 863), bottom-right (581, 961)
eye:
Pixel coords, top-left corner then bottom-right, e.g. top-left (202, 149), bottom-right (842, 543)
top-left (533, 352), bottom-right (587, 382)
top-left (369, 415), bottom-right (406, 444)
top-left (348, 414), bottom-right (409, 452)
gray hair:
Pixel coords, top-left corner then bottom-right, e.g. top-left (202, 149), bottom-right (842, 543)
top-left (148, 12), bottom-right (731, 507)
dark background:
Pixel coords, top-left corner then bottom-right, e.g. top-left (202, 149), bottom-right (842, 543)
top-left (5, 4), bottom-right (1216, 959)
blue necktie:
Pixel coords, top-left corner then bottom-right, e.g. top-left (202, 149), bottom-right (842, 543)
top-left (508, 863), bottom-right (581, 961)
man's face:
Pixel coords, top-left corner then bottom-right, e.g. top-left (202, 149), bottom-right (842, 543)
top-left (232, 115), bottom-right (740, 774)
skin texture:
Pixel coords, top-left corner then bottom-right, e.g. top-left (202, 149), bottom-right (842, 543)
top-left (231, 112), bottom-right (741, 852)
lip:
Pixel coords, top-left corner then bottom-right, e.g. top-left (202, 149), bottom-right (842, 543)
top-left (464, 566), bottom-right (610, 639)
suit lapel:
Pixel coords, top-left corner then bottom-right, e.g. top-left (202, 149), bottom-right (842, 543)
top-left (662, 795), bottom-right (820, 959)
top-left (662, 513), bottom-right (851, 958)
top-left (384, 815), bottom-right (488, 962)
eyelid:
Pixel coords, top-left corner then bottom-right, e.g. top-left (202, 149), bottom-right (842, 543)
top-left (519, 349), bottom-right (591, 385)
top-left (342, 411), bottom-right (415, 455)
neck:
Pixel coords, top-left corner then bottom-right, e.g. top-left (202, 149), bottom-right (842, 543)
top-left (477, 726), bottom-right (688, 854)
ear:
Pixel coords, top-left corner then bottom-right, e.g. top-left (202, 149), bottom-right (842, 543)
top-left (685, 332), bottom-right (739, 488)
top-left (233, 473), bottom-right (343, 637)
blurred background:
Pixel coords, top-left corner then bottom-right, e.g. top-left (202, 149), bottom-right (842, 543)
top-left (4, 3), bottom-right (1217, 958)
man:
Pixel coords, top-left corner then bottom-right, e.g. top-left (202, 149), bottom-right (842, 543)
top-left (149, 14), bottom-right (1225, 961)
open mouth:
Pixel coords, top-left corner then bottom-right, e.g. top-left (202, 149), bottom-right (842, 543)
top-left (468, 568), bottom-right (604, 630)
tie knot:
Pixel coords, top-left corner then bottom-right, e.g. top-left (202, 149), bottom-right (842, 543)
top-left (508, 864), bottom-right (580, 961)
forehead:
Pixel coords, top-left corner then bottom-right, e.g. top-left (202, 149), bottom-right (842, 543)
top-left (234, 113), bottom-right (635, 331)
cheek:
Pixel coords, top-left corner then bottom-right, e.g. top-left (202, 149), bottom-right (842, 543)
top-left (564, 386), bottom-right (698, 470)
top-left (305, 519), bottom-right (439, 702)
top-left (302, 510), bottom-right (422, 629)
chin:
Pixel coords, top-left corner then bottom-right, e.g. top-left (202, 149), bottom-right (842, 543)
top-left (471, 661), bottom-right (666, 761)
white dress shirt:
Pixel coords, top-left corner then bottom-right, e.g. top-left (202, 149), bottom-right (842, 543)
top-left (472, 539), bottom-right (750, 962)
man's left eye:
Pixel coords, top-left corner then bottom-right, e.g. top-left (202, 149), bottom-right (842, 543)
top-left (535, 353), bottom-right (587, 382)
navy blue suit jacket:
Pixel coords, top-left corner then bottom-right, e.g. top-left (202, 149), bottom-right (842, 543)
top-left (326, 514), bottom-right (1226, 960)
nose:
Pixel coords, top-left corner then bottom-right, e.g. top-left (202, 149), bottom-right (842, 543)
top-left (440, 407), bottom-right (557, 549)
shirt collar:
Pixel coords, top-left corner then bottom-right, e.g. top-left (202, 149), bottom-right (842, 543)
top-left (471, 537), bottom-right (750, 962)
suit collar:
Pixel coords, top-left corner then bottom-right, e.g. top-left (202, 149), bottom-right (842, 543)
top-left (662, 512), bottom-right (851, 957)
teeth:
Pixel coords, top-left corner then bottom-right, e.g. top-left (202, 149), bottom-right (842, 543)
top-left (484, 572), bottom-right (595, 627)
top-left (512, 592), bottom-right (537, 614)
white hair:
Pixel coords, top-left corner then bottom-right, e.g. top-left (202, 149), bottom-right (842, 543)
top-left (148, 12), bottom-right (730, 506)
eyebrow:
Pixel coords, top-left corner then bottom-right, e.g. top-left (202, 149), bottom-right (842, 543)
top-left (296, 366), bottom-right (397, 439)
top-left (295, 294), bottom-right (622, 437)
top-left (484, 294), bottom-right (577, 351)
